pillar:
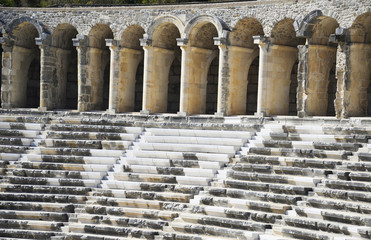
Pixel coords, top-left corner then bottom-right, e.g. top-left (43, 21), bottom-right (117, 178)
top-left (106, 39), bottom-right (143, 113)
top-left (73, 34), bottom-right (89, 112)
top-left (36, 33), bottom-right (54, 110)
top-left (297, 44), bottom-right (337, 117)
top-left (141, 38), bottom-right (175, 114)
top-left (334, 43), bottom-right (371, 117)
top-left (178, 38), bottom-right (217, 115)
top-left (214, 38), bottom-right (258, 116)
top-left (254, 36), bottom-right (298, 116)
top-left (0, 36), bottom-right (13, 109)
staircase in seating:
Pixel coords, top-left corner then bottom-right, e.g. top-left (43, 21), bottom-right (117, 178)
top-left (0, 111), bottom-right (371, 240)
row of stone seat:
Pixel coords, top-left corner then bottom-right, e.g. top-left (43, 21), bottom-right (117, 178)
top-left (68, 126), bottom-right (256, 239)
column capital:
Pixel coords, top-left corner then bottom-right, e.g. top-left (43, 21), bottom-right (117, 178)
top-left (253, 36), bottom-right (270, 45)
top-left (140, 38), bottom-right (152, 47)
top-left (0, 36), bottom-right (13, 51)
top-left (105, 39), bottom-right (120, 48)
top-left (213, 37), bottom-right (227, 46)
top-left (73, 34), bottom-right (88, 47)
top-left (35, 32), bottom-right (52, 46)
top-left (176, 38), bottom-right (188, 46)
top-left (329, 27), bottom-right (349, 44)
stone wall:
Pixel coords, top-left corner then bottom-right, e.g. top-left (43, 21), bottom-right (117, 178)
top-left (0, 0), bottom-right (370, 118)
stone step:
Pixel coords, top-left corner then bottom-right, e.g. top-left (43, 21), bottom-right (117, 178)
top-left (345, 162), bottom-right (371, 172)
top-left (37, 139), bottom-right (103, 149)
top-left (48, 124), bottom-right (142, 134)
top-left (0, 209), bottom-right (68, 221)
top-left (68, 223), bottom-right (162, 239)
top-left (256, 132), bottom-right (369, 143)
top-left (45, 130), bottom-right (138, 141)
top-left (110, 172), bottom-right (212, 186)
top-left (262, 124), bottom-right (371, 135)
top-left (193, 195), bottom-right (291, 214)
top-left (64, 233), bottom-right (132, 240)
top-left (126, 150), bottom-right (231, 162)
top-left (0, 201), bottom-right (75, 212)
top-left (11, 169), bottom-right (107, 179)
top-left (84, 205), bottom-right (179, 221)
top-left (0, 137), bottom-right (34, 146)
top-left (324, 179), bottom-right (371, 192)
top-left (23, 154), bottom-right (118, 165)
top-left (168, 232), bottom-right (236, 240)
top-left (357, 152), bottom-right (371, 162)
top-left (229, 171), bottom-right (321, 187)
top-left (4, 176), bottom-right (101, 187)
top-left (303, 196), bottom-right (371, 214)
top-left (31, 147), bottom-right (124, 157)
top-left (0, 219), bottom-right (64, 231)
top-left (0, 121), bottom-right (44, 131)
top-left (102, 180), bottom-right (203, 194)
top-left (77, 213), bottom-right (168, 230)
top-left (170, 220), bottom-right (261, 239)
top-left (0, 192), bottom-right (86, 204)
top-left (0, 183), bottom-right (92, 195)
top-left (133, 142), bottom-right (238, 154)
top-left (139, 135), bottom-right (246, 146)
top-left (90, 189), bottom-right (192, 203)
top-left (0, 145), bottom-right (29, 153)
top-left (246, 147), bottom-right (352, 160)
top-left (196, 204), bottom-right (283, 224)
top-left (87, 196), bottom-right (163, 209)
top-left (273, 225), bottom-right (364, 240)
top-left (292, 206), bottom-right (371, 226)
top-left (250, 140), bottom-right (361, 152)
top-left (0, 129), bottom-right (40, 138)
top-left (179, 212), bottom-right (271, 232)
top-left (221, 179), bottom-right (312, 195)
top-left (145, 128), bottom-right (253, 139)
top-left (121, 157), bottom-right (224, 170)
top-left (0, 153), bottom-right (21, 161)
top-left (207, 187), bottom-right (302, 205)
top-left (0, 228), bottom-right (59, 239)
top-left (314, 188), bottom-right (371, 203)
top-left (120, 165), bottom-right (217, 177)
top-left (20, 161), bottom-right (113, 172)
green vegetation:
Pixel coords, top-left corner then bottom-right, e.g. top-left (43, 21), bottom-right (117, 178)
top-left (0, 0), bottom-right (237, 7)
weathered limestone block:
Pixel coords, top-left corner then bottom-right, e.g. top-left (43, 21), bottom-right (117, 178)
top-left (179, 45), bottom-right (217, 115)
top-left (142, 45), bottom-right (175, 113)
top-left (297, 44), bottom-right (337, 117)
top-left (216, 45), bottom-right (258, 115)
top-left (255, 39), bottom-right (298, 116)
top-left (336, 43), bottom-right (371, 117)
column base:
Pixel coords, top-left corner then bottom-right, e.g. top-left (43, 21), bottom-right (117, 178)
top-left (140, 110), bottom-right (150, 115)
top-left (177, 111), bottom-right (188, 117)
top-left (38, 107), bottom-right (47, 112)
top-left (254, 111), bottom-right (266, 117)
top-left (107, 109), bottom-right (116, 114)
top-left (214, 112), bottom-right (224, 118)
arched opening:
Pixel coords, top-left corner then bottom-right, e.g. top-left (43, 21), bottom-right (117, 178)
top-left (8, 22), bottom-right (40, 108)
top-left (134, 61), bottom-right (144, 112)
top-left (86, 23), bottom-right (113, 111)
top-left (345, 13), bottom-right (371, 116)
top-left (228, 17), bottom-right (263, 115)
top-left (52, 23), bottom-right (78, 110)
top-left (269, 18), bottom-right (304, 116)
top-left (183, 21), bottom-right (219, 114)
top-left (167, 57), bottom-right (181, 113)
top-left (143, 22), bottom-right (181, 113)
top-left (297, 14), bottom-right (339, 116)
top-left (246, 57), bottom-right (259, 115)
top-left (114, 25), bottom-right (144, 113)
top-left (0, 30), bottom-right (3, 107)
top-left (103, 62), bottom-right (110, 110)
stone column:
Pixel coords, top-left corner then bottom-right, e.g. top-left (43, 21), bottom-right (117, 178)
top-left (73, 34), bottom-right (90, 112)
top-left (214, 37), bottom-right (258, 115)
top-left (141, 38), bottom-right (175, 114)
top-left (254, 36), bottom-right (298, 116)
top-left (36, 33), bottom-right (54, 110)
top-left (334, 42), bottom-right (371, 117)
top-left (178, 38), bottom-right (217, 115)
top-left (106, 39), bottom-right (143, 113)
top-left (297, 44), bottom-right (337, 117)
top-left (0, 36), bottom-right (13, 109)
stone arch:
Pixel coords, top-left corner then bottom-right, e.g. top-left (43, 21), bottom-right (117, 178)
top-left (121, 25), bottom-right (145, 50)
top-left (85, 23), bottom-right (113, 111)
top-left (229, 17), bottom-right (264, 49)
top-left (271, 18), bottom-right (303, 47)
top-left (6, 16), bottom-right (47, 39)
top-left (146, 15), bottom-right (185, 40)
top-left (349, 12), bottom-right (371, 44)
top-left (296, 12), bottom-right (339, 116)
top-left (2, 21), bottom-right (40, 108)
top-left (185, 14), bottom-right (229, 42)
top-left (52, 23), bottom-right (78, 109)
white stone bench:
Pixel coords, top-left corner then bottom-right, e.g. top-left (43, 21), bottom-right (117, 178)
top-left (140, 135), bottom-right (245, 146)
top-left (0, 122), bottom-right (43, 131)
top-left (45, 130), bottom-right (138, 141)
top-left (133, 142), bottom-right (238, 154)
top-left (126, 150), bottom-right (231, 162)
top-left (23, 154), bottom-right (118, 165)
top-left (145, 128), bottom-right (252, 139)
